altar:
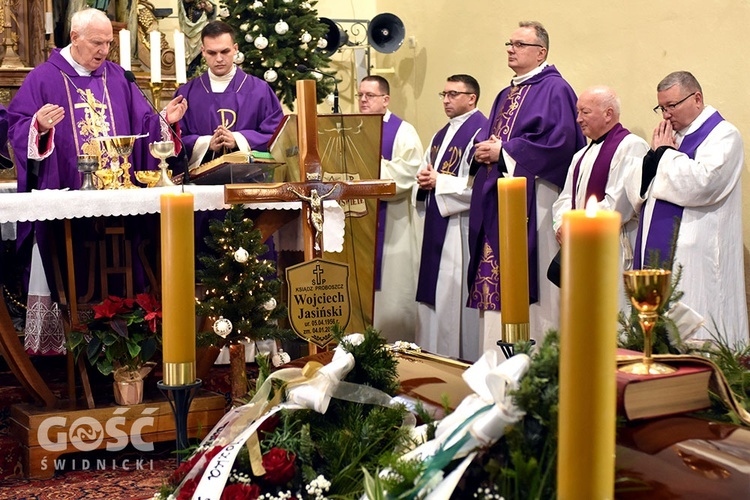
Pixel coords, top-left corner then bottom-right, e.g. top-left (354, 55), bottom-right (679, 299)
top-left (0, 185), bottom-right (345, 409)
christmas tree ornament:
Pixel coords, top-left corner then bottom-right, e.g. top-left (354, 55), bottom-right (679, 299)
top-left (263, 297), bottom-right (277, 311)
top-left (317, 38), bottom-right (328, 49)
top-left (301, 2), bottom-right (311, 9)
top-left (251, 1), bottom-right (263, 9)
top-left (234, 52), bottom-right (245, 64)
top-left (213, 316), bottom-right (233, 338)
top-left (234, 247), bottom-right (250, 263)
top-left (240, 23), bottom-right (249, 32)
top-left (264, 69), bottom-right (278, 82)
top-left (275, 20), bottom-right (289, 35)
top-left (254, 35), bottom-right (268, 50)
top-left (244, 33), bottom-right (254, 43)
top-left (272, 349), bottom-right (292, 367)
top-left (300, 31), bottom-right (312, 44)
top-left (313, 71), bottom-right (323, 81)
top-left (283, 0), bottom-right (293, 3)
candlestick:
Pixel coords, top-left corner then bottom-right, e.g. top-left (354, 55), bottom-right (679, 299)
top-left (150, 30), bottom-right (161, 83)
top-left (558, 198), bottom-right (620, 499)
top-left (174, 30), bottom-right (187, 85)
top-left (160, 192), bottom-right (196, 386)
top-left (497, 176), bottom-right (530, 345)
top-left (119, 29), bottom-right (131, 71)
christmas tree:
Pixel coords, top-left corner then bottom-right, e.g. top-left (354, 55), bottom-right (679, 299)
top-left (225, 0), bottom-right (335, 108)
top-left (196, 205), bottom-right (293, 347)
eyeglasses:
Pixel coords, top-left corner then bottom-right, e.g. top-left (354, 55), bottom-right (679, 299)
top-left (438, 91), bottom-right (474, 99)
top-left (652, 92), bottom-right (697, 114)
top-left (356, 92), bottom-right (387, 100)
top-left (505, 41), bottom-right (544, 50)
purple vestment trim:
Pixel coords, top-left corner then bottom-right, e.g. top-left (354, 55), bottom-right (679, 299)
top-left (571, 123), bottom-right (630, 208)
top-left (416, 111), bottom-right (487, 304)
top-left (374, 114), bottom-right (403, 290)
top-left (634, 111), bottom-right (724, 269)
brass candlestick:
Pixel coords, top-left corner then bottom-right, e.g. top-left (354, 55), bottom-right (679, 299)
top-left (149, 81), bottom-right (164, 108)
top-left (620, 269), bottom-right (676, 375)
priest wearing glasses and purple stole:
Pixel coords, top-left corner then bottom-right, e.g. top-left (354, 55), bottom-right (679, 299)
top-left (631, 71), bottom-right (748, 345)
top-left (358, 75), bottom-right (424, 343)
top-left (415, 74), bottom-right (487, 361)
top-left (468, 21), bottom-right (584, 350)
top-left (551, 86), bottom-right (648, 312)
top-left (7, 8), bottom-right (188, 355)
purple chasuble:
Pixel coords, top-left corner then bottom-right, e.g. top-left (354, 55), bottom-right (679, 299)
top-left (8, 49), bottom-right (165, 299)
top-left (0, 104), bottom-right (11, 168)
top-left (374, 113), bottom-right (403, 290)
top-left (634, 111), bottom-right (725, 269)
top-left (175, 68), bottom-right (283, 153)
top-left (416, 110), bottom-right (487, 305)
top-left (467, 66), bottom-right (584, 310)
top-left (571, 123), bottom-right (631, 208)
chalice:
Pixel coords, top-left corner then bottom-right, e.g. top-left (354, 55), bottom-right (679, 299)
top-left (149, 140), bottom-right (176, 187)
top-left (619, 269), bottom-right (676, 375)
top-left (77, 155), bottom-right (99, 190)
top-left (108, 134), bottom-right (145, 189)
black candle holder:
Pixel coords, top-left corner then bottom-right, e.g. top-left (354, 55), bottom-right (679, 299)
top-left (158, 379), bottom-right (202, 464)
top-left (497, 339), bottom-right (536, 359)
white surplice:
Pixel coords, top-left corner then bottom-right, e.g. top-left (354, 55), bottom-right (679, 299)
top-left (373, 111), bottom-right (424, 343)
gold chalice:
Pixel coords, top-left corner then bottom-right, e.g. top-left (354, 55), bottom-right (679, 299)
top-left (620, 269), bottom-right (676, 375)
top-left (107, 134), bottom-right (146, 189)
top-left (149, 140), bottom-right (176, 187)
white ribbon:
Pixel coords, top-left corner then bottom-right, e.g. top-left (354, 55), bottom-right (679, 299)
top-left (397, 350), bottom-right (531, 499)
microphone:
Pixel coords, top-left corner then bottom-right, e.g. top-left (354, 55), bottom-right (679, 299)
top-left (124, 70), bottom-right (190, 184)
top-left (295, 64), bottom-right (341, 114)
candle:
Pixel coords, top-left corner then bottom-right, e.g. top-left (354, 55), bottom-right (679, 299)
top-left (160, 192), bottom-right (196, 385)
top-left (558, 197), bottom-right (620, 499)
top-left (174, 30), bottom-right (187, 85)
top-left (497, 176), bottom-right (529, 342)
top-left (150, 30), bottom-right (161, 83)
top-left (44, 12), bottom-right (53, 35)
top-left (119, 29), bottom-right (131, 71)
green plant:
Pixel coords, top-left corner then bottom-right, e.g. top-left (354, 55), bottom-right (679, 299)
top-left (69, 294), bottom-right (161, 375)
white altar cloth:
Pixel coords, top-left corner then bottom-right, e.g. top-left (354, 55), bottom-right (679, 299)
top-left (0, 185), bottom-right (345, 251)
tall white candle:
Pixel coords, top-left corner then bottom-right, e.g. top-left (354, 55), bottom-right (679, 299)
top-left (119, 29), bottom-right (131, 71)
top-left (174, 30), bottom-right (187, 85)
top-left (45, 12), bottom-right (53, 35)
top-left (150, 30), bottom-right (161, 83)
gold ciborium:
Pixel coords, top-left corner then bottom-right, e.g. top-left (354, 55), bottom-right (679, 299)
top-left (149, 140), bottom-right (176, 187)
top-left (135, 169), bottom-right (173, 188)
top-left (620, 269), bottom-right (676, 375)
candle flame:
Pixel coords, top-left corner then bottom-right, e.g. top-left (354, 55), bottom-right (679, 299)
top-left (585, 196), bottom-right (599, 217)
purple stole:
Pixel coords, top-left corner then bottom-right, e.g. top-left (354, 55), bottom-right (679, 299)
top-left (416, 111), bottom-right (486, 304)
top-left (374, 113), bottom-right (403, 290)
top-left (634, 111), bottom-right (724, 269)
top-left (571, 123), bottom-right (630, 208)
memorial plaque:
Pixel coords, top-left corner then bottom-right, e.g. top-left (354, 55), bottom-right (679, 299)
top-left (286, 258), bottom-right (351, 347)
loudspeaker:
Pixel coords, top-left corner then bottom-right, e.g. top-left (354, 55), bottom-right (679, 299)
top-left (367, 13), bottom-right (405, 54)
top-left (317, 18), bottom-right (349, 57)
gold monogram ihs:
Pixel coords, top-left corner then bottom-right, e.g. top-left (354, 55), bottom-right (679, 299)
top-left (218, 109), bottom-right (236, 129)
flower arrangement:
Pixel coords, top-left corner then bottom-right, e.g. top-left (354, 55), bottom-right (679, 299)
top-left (157, 327), bottom-right (411, 500)
top-left (69, 293), bottom-right (162, 376)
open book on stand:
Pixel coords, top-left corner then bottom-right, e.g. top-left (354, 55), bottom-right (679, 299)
top-left (173, 151), bottom-right (284, 185)
top-left (616, 349), bottom-right (712, 421)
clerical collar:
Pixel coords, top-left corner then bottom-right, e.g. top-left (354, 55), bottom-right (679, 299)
top-left (591, 129), bottom-right (611, 144)
top-left (61, 45), bottom-right (92, 76)
top-left (449, 108), bottom-right (479, 127)
top-left (208, 65), bottom-right (237, 92)
top-left (512, 62), bottom-right (548, 86)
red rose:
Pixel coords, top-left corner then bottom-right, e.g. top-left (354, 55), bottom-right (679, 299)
top-left (261, 447), bottom-right (296, 485)
top-left (177, 476), bottom-right (200, 500)
top-left (220, 483), bottom-right (261, 500)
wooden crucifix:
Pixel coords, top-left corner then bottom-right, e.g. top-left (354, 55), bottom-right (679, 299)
top-left (225, 79), bottom-right (395, 349)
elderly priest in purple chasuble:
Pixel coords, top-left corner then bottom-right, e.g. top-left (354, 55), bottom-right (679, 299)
top-left (7, 8), bottom-right (188, 354)
top-left (469, 22), bottom-right (584, 349)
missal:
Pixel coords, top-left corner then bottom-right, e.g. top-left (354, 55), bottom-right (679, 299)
top-left (175, 151), bottom-right (283, 185)
top-left (616, 361), bottom-right (712, 421)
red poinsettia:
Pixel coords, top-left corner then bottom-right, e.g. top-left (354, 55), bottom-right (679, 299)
top-left (220, 483), bottom-right (261, 500)
top-left (261, 447), bottom-right (296, 485)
